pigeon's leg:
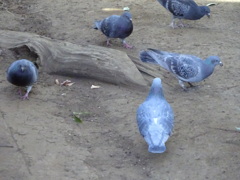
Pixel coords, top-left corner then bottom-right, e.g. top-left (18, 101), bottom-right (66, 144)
top-left (169, 17), bottom-right (177, 29)
top-left (18, 88), bottom-right (22, 96)
top-left (177, 19), bottom-right (185, 27)
top-left (178, 80), bottom-right (187, 90)
top-left (106, 38), bottom-right (112, 46)
top-left (122, 39), bottom-right (133, 49)
top-left (177, 19), bottom-right (190, 28)
top-left (21, 86), bottom-right (32, 100)
top-left (188, 82), bottom-right (194, 87)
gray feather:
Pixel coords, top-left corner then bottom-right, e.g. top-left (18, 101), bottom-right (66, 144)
top-left (136, 78), bottom-right (174, 153)
top-left (140, 49), bottom-right (223, 88)
top-left (94, 11), bottom-right (133, 39)
top-left (6, 59), bottom-right (38, 88)
top-left (157, 0), bottom-right (210, 20)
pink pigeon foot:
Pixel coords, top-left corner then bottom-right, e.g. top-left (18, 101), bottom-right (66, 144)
top-left (106, 38), bottom-right (112, 46)
top-left (123, 42), bottom-right (133, 49)
top-left (20, 86), bottom-right (32, 100)
top-left (18, 88), bottom-right (22, 96)
top-left (177, 20), bottom-right (190, 28)
top-left (170, 19), bottom-right (189, 28)
top-left (169, 21), bottom-right (177, 29)
top-left (21, 92), bottom-right (29, 100)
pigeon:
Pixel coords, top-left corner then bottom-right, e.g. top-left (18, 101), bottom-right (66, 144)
top-left (140, 49), bottom-right (223, 90)
top-left (94, 11), bottom-right (133, 48)
top-left (136, 78), bottom-right (174, 153)
top-left (157, 0), bottom-right (211, 28)
top-left (6, 59), bottom-right (38, 99)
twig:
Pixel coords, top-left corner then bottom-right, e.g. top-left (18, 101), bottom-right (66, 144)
top-left (209, 127), bottom-right (240, 133)
top-left (0, 145), bottom-right (14, 148)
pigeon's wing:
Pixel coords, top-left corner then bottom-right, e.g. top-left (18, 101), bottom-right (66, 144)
top-left (159, 102), bottom-right (174, 134)
top-left (166, 0), bottom-right (197, 17)
top-left (116, 18), bottom-right (133, 39)
top-left (137, 100), bottom-right (174, 137)
top-left (137, 103), bottom-right (152, 137)
top-left (166, 55), bottom-right (200, 80)
top-left (100, 15), bottom-right (119, 37)
top-left (102, 14), bottom-right (133, 39)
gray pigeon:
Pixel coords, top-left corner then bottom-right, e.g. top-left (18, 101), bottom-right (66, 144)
top-left (136, 78), bottom-right (174, 153)
top-left (157, 0), bottom-right (210, 28)
top-left (6, 59), bottom-right (38, 99)
top-left (140, 49), bottom-right (223, 90)
top-left (94, 11), bottom-right (133, 48)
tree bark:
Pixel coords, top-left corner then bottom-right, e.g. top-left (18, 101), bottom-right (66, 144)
top-left (0, 30), bottom-right (148, 87)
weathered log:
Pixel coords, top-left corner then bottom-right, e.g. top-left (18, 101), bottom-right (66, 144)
top-left (0, 30), bottom-right (147, 87)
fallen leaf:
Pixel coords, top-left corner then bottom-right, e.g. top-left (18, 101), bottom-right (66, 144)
top-left (206, 3), bottom-right (216, 6)
top-left (55, 79), bottom-right (60, 85)
top-left (91, 85), bottom-right (100, 89)
top-left (65, 82), bottom-right (75, 86)
top-left (60, 79), bottom-right (71, 86)
top-left (72, 112), bottom-right (90, 123)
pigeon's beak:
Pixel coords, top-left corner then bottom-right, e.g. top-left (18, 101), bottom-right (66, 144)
top-left (207, 13), bottom-right (211, 18)
top-left (21, 66), bottom-right (26, 71)
top-left (219, 61), bottom-right (223, 66)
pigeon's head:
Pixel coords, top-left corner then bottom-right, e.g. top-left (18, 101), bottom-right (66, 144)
top-left (7, 59), bottom-right (31, 74)
top-left (206, 56), bottom-right (223, 67)
top-left (200, 6), bottom-right (211, 18)
top-left (17, 59), bottom-right (33, 72)
top-left (19, 64), bottom-right (29, 72)
top-left (147, 78), bottom-right (164, 100)
top-left (122, 11), bottom-right (132, 21)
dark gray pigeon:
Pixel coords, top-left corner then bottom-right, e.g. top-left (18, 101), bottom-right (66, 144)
top-left (140, 49), bottom-right (223, 90)
top-left (6, 59), bottom-right (38, 99)
top-left (136, 78), bottom-right (174, 153)
top-left (94, 11), bottom-right (133, 48)
top-left (157, 0), bottom-right (210, 28)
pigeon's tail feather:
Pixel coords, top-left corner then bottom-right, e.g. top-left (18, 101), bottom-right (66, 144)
top-left (93, 20), bottom-right (102, 30)
top-left (147, 48), bottom-right (170, 56)
top-left (140, 51), bottom-right (159, 64)
top-left (144, 125), bottom-right (168, 153)
top-left (148, 144), bottom-right (166, 153)
top-left (140, 49), bottom-right (170, 71)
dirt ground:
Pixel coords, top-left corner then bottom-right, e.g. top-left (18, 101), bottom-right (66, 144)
top-left (0, 0), bottom-right (240, 179)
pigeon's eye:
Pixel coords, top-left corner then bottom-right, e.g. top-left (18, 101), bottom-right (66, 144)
top-left (212, 59), bottom-right (218, 63)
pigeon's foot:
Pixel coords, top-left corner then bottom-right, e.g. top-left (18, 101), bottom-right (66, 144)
top-left (169, 22), bottom-right (177, 29)
top-left (123, 42), bottom-right (133, 49)
top-left (122, 39), bottom-right (133, 49)
top-left (178, 80), bottom-right (188, 91)
top-left (21, 93), bottom-right (29, 100)
top-left (170, 19), bottom-right (190, 29)
top-left (18, 88), bottom-right (22, 96)
top-left (20, 86), bottom-right (32, 100)
top-left (106, 38), bottom-right (112, 46)
top-left (177, 22), bottom-right (190, 28)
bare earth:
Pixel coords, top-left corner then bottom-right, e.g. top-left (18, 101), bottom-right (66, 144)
top-left (0, 0), bottom-right (240, 179)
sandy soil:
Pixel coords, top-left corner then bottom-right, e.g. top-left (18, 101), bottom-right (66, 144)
top-left (0, 0), bottom-right (240, 179)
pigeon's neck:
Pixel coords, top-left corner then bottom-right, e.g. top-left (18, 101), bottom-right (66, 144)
top-left (202, 61), bottom-right (215, 78)
top-left (197, 6), bottom-right (208, 19)
top-left (146, 87), bottom-right (165, 101)
top-left (187, 6), bottom-right (207, 20)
